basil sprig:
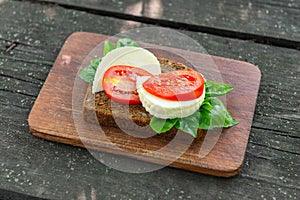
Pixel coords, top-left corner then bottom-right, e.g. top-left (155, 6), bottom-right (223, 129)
top-left (150, 81), bottom-right (239, 138)
top-left (79, 58), bottom-right (102, 84)
top-left (79, 38), bottom-right (138, 83)
top-left (205, 81), bottom-right (233, 97)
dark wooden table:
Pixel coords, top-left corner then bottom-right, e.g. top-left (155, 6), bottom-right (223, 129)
top-left (0, 0), bottom-right (299, 199)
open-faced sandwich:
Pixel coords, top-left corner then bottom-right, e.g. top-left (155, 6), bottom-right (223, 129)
top-left (80, 38), bottom-right (238, 138)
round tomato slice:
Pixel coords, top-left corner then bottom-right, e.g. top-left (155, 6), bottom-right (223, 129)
top-left (102, 65), bottom-right (152, 104)
top-left (143, 70), bottom-right (205, 101)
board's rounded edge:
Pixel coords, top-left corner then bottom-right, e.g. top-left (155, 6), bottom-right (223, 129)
top-left (213, 55), bottom-right (262, 81)
top-left (231, 59), bottom-right (261, 82)
top-left (170, 160), bottom-right (243, 178)
top-left (220, 162), bottom-right (243, 178)
top-left (28, 125), bottom-right (41, 138)
top-left (243, 61), bottom-right (261, 82)
top-left (209, 162), bottom-right (243, 178)
top-left (28, 101), bottom-right (41, 138)
top-left (66, 31), bottom-right (107, 42)
top-left (66, 31), bottom-right (91, 41)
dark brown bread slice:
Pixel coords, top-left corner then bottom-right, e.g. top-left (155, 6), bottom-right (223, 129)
top-left (83, 57), bottom-right (193, 135)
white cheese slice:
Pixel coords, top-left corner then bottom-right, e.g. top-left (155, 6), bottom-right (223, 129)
top-left (137, 85), bottom-right (205, 119)
top-left (92, 46), bottom-right (161, 94)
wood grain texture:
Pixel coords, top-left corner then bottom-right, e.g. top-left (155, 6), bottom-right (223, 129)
top-left (1, 1), bottom-right (299, 199)
top-left (31, 0), bottom-right (300, 48)
top-left (28, 32), bottom-right (261, 177)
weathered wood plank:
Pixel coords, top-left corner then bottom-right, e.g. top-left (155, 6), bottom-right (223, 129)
top-left (0, 189), bottom-right (43, 200)
top-left (0, 0), bottom-right (299, 199)
top-left (1, 110), bottom-right (300, 200)
top-left (0, 0), bottom-right (297, 145)
top-left (0, 90), bottom-right (35, 109)
top-left (1, 118), bottom-right (299, 196)
top-left (1, 1), bottom-right (299, 135)
top-left (244, 144), bottom-right (300, 191)
top-left (29, 0), bottom-right (300, 48)
top-left (0, 74), bottom-right (41, 97)
top-left (0, 61), bottom-right (49, 85)
top-left (250, 128), bottom-right (300, 155)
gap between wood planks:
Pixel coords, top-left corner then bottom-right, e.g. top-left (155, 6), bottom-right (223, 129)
top-left (1, 38), bottom-right (35, 54)
top-left (14, 0), bottom-right (300, 50)
top-left (252, 126), bottom-right (300, 139)
top-left (0, 188), bottom-right (43, 200)
top-left (249, 140), bottom-right (300, 156)
top-left (240, 173), bottom-right (300, 191)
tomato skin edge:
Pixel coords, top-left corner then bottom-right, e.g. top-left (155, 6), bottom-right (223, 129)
top-left (102, 65), bottom-right (152, 105)
top-left (103, 89), bottom-right (142, 104)
top-left (143, 70), bottom-right (205, 101)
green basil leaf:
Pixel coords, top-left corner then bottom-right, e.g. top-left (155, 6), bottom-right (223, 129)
top-left (150, 117), bottom-right (179, 134)
top-left (116, 38), bottom-right (138, 48)
top-left (200, 99), bottom-right (213, 111)
top-left (79, 58), bottom-right (102, 83)
top-left (205, 81), bottom-right (233, 97)
top-left (103, 40), bottom-right (115, 56)
top-left (224, 109), bottom-right (239, 127)
top-left (210, 102), bottom-right (227, 127)
top-left (198, 108), bottom-right (213, 130)
top-left (199, 97), bottom-right (238, 130)
top-left (175, 112), bottom-right (200, 138)
top-left (79, 65), bottom-right (96, 84)
top-left (90, 57), bottom-right (102, 70)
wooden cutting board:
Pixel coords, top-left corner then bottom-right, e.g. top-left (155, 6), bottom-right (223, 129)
top-left (28, 32), bottom-right (261, 177)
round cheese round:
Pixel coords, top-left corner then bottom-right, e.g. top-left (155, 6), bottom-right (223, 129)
top-left (92, 46), bottom-right (161, 94)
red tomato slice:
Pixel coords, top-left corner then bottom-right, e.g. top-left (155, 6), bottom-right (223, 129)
top-left (143, 70), bottom-right (205, 101)
top-left (102, 65), bottom-right (152, 104)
